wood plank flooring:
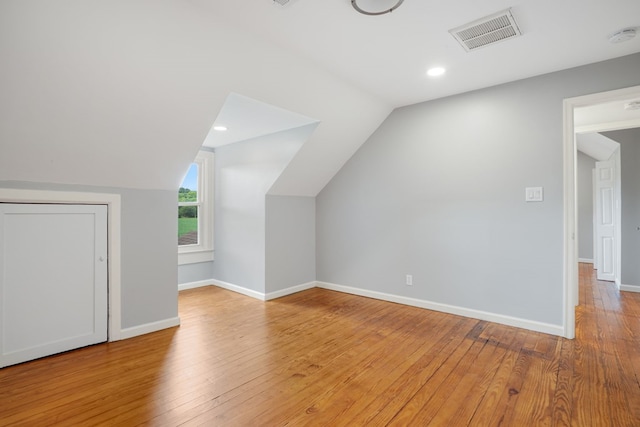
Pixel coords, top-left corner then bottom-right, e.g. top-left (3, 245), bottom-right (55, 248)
top-left (1, 263), bottom-right (639, 425)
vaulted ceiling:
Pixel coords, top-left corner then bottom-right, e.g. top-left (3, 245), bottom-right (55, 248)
top-left (1, 1), bottom-right (639, 195)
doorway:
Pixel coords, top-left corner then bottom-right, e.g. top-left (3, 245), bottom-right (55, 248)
top-left (576, 134), bottom-right (621, 283)
top-left (563, 85), bottom-right (640, 339)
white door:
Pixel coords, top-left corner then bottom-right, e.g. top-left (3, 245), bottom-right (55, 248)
top-left (595, 155), bottom-right (618, 282)
top-left (0, 203), bottom-right (108, 368)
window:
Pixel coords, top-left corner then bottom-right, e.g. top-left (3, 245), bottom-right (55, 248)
top-left (178, 150), bottom-right (214, 264)
top-left (178, 163), bottom-right (199, 245)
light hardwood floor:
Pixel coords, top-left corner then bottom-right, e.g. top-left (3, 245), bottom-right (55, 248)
top-left (1, 263), bottom-right (639, 426)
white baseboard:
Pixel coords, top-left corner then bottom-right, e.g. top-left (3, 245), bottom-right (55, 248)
top-left (119, 316), bottom-right (180, 340)
top-left (209, 279), bottom-right (317, 301)
top-left (578, 258), bottom-right (594, 264)
top-left (178, 279), bottom-right (213, 291)
top-left (211, 278), bottom-right (266, 300)
top-left (265, 281), bottom-right (317, 301)
top-left (621, 284), bottom-right (640, 293)
top-left (196, 278), bottom-right (566, 336)
top-left (315, 281), bottom-right (564, 337)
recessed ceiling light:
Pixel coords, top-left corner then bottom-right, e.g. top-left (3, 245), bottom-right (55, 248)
top-left (427, 67), bottom-right (446, 77)
top-left (213, 125), bottom-right (228, 132)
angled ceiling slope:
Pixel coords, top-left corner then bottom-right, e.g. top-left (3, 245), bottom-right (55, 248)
top-left (203, 93), bottom-right (319, 148)
top-left (575, 94), bottom-right (640, 161)
top-left (0, 1), bottom-right (391, 195)
top-left (576, 133), bottom-right (619, 161)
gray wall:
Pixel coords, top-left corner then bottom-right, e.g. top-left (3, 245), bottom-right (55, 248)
top-left (178, 262), bottom-right (214, 285)
top-left (211, 124), bottom-right (316, 293)
top-left (265, 195), bottom-right (316, 293)
top-left (0, 181), bottom-right (177, 329)
top-left (577, 151), bottom-right (596, 261)
top-left (603, 128), bottom-right (640, 286)
top-left (316, 53), bottom-right (640, 327)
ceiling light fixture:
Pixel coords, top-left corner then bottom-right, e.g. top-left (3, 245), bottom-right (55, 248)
top-left (351, 0), bottom-right (404, 16)
top-left (213, 125), bottom-right (228, 132)
top-left (427, 67), bottom-right (446, 77)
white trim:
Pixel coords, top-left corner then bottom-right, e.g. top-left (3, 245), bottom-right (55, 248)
top-left (206, 280), bottom-right (317, 301)
top-left (0, 188), bottom-right (123, 342)
top-left (205, 278), bottom-right (565, 336)
top-left (563, 85), bottom-right (640, 340)
top-left (621, 284), bottom-right (640, 293)
top-left (575, 118), bottom-right (640, 134)
top-left (120, 317), bottom-right (180, 340)
top-left (593, 169), bottom-right (597, 271)
top-left (316, 281), bottom-right (564, 337)
top-left (178, 250), bottom-right (214, 265)
top-left (615, 147), bottom-right (622, 290)
top-left (179, 150), bottom-right (214, 265)
top-left (211, 279), bottom-right (266, 300)
top-left (265, 281), bottom-right (317, 301)
top-left (578, 258), bottom-right (594, 264)
top-left (178, 279), bottom-right (213, 291)
top-left (562, 98), bottom-right (578, 339)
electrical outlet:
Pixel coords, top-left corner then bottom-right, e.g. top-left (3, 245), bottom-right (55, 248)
top-left (406, 274), bottom-right (413, 286)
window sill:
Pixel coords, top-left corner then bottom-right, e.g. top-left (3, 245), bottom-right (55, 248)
top-left (178, 249), bottom-right (214, 265)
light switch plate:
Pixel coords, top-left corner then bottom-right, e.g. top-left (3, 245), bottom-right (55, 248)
top-left (525, 187), bottom-right (543, 202)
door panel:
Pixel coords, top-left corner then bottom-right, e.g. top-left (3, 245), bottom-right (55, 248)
top-left (0, 204), bottom-right (107, 368)
top-left (595, 157), bottom-right (617, 282)
top-left (601, 236), bottom-right (615, 277)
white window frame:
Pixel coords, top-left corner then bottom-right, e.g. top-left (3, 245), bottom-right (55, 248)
top-left (178, 150), bottom-right (214, 265)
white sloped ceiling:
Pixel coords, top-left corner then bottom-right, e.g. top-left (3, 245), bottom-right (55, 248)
top-left (0, 0), bottom-right (392, 195)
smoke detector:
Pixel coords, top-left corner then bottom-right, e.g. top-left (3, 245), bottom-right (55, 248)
top-left (624, 101), bottom-right (640, 111)
top-left (450, 9), bottom-right (522, 52)
top-left (609, 27), bottom-right (637, 43)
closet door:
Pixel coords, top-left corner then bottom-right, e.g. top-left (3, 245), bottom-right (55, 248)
top-left (0, 203), bottom-right (107, 368)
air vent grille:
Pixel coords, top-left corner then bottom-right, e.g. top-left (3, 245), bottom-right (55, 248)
top-left (450, 9), bottom-right (521, 52)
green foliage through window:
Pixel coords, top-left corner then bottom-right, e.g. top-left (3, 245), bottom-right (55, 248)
top-left (178, 217), bottom-right (198, 238)
top-left (178, 187), bottom-right (198, 202)
top-left (178, 205), bottom-right (197, 218)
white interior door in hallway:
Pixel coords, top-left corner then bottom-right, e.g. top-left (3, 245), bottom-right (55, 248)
top-left (594, 149), bottom-right (620, 283)
top-left (0, 203), bottom-right (108, 368)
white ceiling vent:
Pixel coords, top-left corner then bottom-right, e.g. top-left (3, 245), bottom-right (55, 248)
top-left (450, 9), bottom-right (522, 52)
